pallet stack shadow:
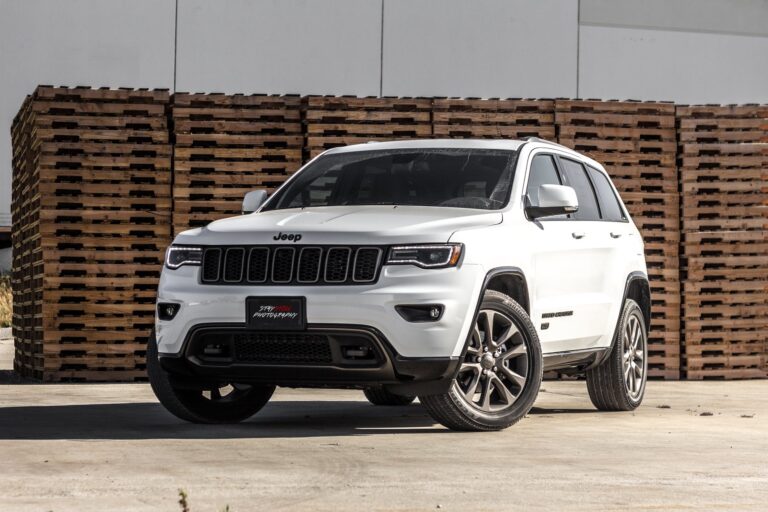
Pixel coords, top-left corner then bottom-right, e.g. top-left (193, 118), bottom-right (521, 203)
top-left (555, 100), bottom-right (681, 379)
top-left (171, 94), bottom-right (302, 234)
top-left (10, 86), bottom-right (171, 381)
top-left (678, 105), bottom-right (768, 379)
top-left (302, 96), bottom-right (432, 160)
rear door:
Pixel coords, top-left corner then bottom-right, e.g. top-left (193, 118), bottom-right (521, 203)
top-left (583, 164), bottom-right (636, 345)
top-left (555, 157), bottom-right (621, 348)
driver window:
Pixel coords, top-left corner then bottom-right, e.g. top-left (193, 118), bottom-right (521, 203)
top-left (526, 155), bottom-right (561, 207)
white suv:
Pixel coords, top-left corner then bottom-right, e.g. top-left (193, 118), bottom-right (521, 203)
top-left (148, 138), bottom-right (650, 431)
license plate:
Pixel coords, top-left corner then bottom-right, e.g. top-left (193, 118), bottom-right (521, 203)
top-left (246, 297), bottom-right (306, 331)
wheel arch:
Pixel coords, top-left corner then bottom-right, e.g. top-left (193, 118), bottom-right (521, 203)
top-left (482, 267), bottom-right (530, 314)
top-left (454, 266), bottom-right (530, 364)
top-left (590, 271), bottom-right (651, 370)
top-left (624, 272), bottom-right (651, 333)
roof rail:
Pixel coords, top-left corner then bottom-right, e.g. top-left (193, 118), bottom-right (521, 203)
top-left (522, 137), bottom-right (572, 151)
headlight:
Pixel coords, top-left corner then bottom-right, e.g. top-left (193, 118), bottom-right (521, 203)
top-left (386, 244), bottom-right (463, 268)
top-left (165, 246), bottom-right (202, 269)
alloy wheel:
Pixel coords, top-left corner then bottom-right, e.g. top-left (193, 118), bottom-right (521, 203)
top-left (622, 313), bottom-right (646, 400)
top-left (454, 309), bottom-right (529, 413)
top-left (201, 383), bottom-right (252, 403)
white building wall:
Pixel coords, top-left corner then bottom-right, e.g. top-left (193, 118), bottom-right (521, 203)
top-left (381, 0), bottom-right (578, 98)
top-left (0, 0), bottom-right (176, 231)
top-left (578, 0), bottom-right (768, 103)
top-left (1, 0), bottom-right (768, 247)
top-left (175, 0), bottom-right (382, 95)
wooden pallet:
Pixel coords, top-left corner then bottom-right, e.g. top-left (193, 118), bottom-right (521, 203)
top-left (556, 100), bottom-right (681, 378)
top-left (171, 93), bottom-right (303, 234)
top-left (10, 86), bottom-right (171, 382)
top-left (432, 98), bottom-right (555, 139)
top-left (303, 96), bottom-right (432, 159)
top-left (678, 104), bottom-right (768, 379)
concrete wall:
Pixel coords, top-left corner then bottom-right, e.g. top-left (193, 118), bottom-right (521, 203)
top-left (0, 0), bottom-right (176, 232)
top-left (381, 0), bottom-right (578, 98)
top-left (2, 0), bottom-right (768, 244)
top-left (176, 0), bottom-right (382, 95)
top-left (578, 0), bottom-right (768, 103)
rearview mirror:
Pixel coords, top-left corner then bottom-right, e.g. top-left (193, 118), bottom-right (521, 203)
top-left (526, 184), bottom-right (578, 219)
top-left (242, 190), bottom-right (268, 214)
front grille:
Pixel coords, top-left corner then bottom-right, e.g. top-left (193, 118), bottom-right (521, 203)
top-left (200, 245), bottom-right (384, 285)
top-left (325, 247), bottom-right (351, 282)
top-left (233, 333), bottom-right (332, 364)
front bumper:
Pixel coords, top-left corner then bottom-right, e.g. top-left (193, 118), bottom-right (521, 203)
top-left (156, 263), bottom-right (485, 359)
top-left (158, 323), bottom-right (461, 395)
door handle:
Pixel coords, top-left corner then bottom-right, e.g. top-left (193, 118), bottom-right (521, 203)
top-left (571, 232), bottom-right (585, 239)
top-left (610, 232), bottom-right (622, 239)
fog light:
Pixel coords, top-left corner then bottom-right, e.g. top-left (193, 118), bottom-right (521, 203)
top-left (203, 343), bottom-right (227, 356)
top-left (341, 346), bottom-right (374, 360)
top-left (157, 302), bottom-right (180, 321)
top-left (395, 304), bottom-right (445, 323)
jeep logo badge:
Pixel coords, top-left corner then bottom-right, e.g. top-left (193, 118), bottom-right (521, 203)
top-left (273, 232), bottom-right (302, 242)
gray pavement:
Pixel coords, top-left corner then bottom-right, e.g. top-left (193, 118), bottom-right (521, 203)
top-left (0, 335), bottom-right (766, 511)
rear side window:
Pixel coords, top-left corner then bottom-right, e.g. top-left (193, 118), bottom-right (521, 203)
top-left (587, 166), bottom-right (626, 222)
top-left (559, 158), bottom-right (600, 221)
top-left (525, 155), bottom-right (561, 207)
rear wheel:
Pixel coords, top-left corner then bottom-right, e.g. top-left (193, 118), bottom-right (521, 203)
top-left (363, 388), bottom-right (416, 406)
top-left (420, 290), bottom-right (542, 431)
top-left (586, 299), bottom-right (647, 411)
top-left (147, 330), bottom-right (275, 423)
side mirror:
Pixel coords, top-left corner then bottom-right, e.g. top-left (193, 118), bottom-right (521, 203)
top-left (526, 184), bottom-right (579, 219)
top-left (242, 190), bottom-right (268, 214)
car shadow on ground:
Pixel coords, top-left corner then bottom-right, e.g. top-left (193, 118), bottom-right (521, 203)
top-left (0, 400), bottom-right (598, 440)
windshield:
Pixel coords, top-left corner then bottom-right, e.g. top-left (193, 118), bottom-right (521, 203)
top-left (263, 148), bottom-right (518, 211)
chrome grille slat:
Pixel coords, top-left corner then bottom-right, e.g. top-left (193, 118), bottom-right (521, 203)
top-left (247, 247), bottom-right (269, 283)
top-left (201, 248), bottom-right (221, 282)
top-left (353, 247), bottom-right (382, 283)
top-left (324, 247), bottom-right (351, 283)
top-left (199, 245), bottom-right (384, 285)
top-left (271, 247), bottom-right (295, 283)
top-left (297, 247), bottom-right (322, 283)
top-left (223, 248), bottom-right (245, 282)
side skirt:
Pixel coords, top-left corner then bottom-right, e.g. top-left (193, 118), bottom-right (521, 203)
top-left (543, 347), bottom-right (610, 374)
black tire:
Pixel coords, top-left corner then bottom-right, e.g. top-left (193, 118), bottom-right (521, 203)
top-left (419, 290), bottom-right (543, 431)
top-left (363, 388), bottom-right (416, 406)
top-left (587, 299), bottom-right (648, 411)
top-left (147, 330), bottom-right (275, 423)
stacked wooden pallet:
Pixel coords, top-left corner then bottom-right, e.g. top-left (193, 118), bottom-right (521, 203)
top-left (171, 94), bottom-right (302, 234)
top-left (10, 86), bottom-right (171, 382)
top-left (303, 96), bottom-right (432, 160)
top-left (10, 95), bottom-right (39, 377)
top-left (678, 105), bottom-right (768, 379)
top-left (432, 98), bottom-right (555, 140)
top-left (555, 100), bottom-right (681, 379)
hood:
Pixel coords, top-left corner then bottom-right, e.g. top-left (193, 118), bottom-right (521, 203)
top-left (174, 205), bottom-right (502, 246)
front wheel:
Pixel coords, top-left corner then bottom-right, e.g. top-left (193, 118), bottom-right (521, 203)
top-left (586, 299), bottom-right (648, 411)
top-left (420, 290), bottom-right (543, 431)
top-left (147, 330), bottom-right (275, 423)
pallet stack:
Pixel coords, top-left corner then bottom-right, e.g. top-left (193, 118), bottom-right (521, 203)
top-left (678, 105), bottom-right (768, 379)
top-left (302, 96), bottom-right (432, 160)
top-left (555, 100), bottom-right (681, 379)
top-left (10, 95), bottom-right (39, 377)
top-left (10, 86), bottom-right (171, 381)
top-left (171, 94), bottom-right (303, 234)
top-left (432, 98), bottom-right (555, 140)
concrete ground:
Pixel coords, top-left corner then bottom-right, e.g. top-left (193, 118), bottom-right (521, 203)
top-left (0, 336), bottom-right (766, 512)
